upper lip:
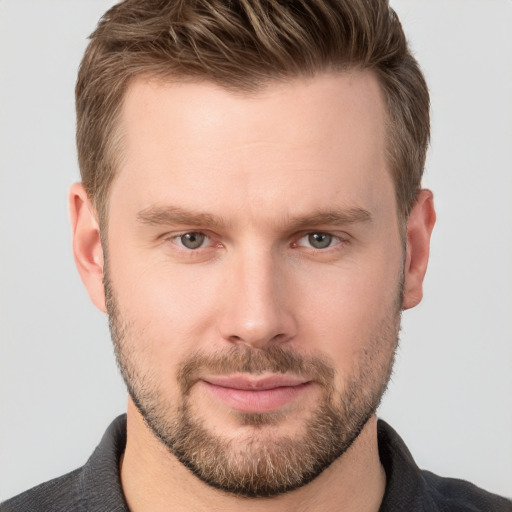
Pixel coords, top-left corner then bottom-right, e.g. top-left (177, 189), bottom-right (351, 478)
top-left (201, 374), bottom-right (311, 391)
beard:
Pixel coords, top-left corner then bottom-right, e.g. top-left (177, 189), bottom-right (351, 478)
top-left (105, 269), bottom-right (402, 498)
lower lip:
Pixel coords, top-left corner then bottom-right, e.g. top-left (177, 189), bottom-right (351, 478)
top-left (201, 381), bottom-right (312, 413)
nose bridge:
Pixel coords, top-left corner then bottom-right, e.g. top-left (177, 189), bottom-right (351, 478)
top-left (218, 243), bottom-right (295, 348)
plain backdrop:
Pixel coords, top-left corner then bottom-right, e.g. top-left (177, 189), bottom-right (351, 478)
top-left (1, 0), bottom-right (511, 501)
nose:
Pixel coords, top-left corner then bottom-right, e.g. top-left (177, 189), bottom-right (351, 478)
top-left (217, 248), bottom-right (297, 349)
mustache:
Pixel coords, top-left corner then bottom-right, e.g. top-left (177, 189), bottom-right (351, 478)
top-left (177, 345), bottom-right (335, 394)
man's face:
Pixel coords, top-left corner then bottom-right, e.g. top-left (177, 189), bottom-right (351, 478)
top-left (104, 72), bottom-right (405, 496)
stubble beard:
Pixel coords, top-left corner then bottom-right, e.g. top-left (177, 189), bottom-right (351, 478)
top-left (104, 269), bottom-right (402, 498)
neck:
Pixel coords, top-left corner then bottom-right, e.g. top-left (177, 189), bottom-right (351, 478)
top-left (120, 399), bottom-right (386, 512)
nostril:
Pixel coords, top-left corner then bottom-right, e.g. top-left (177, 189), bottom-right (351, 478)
top-left (270, 333), bottom-right (288, 343)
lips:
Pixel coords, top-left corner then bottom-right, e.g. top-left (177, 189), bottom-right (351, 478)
top-left (200, 374), bottom-right (313, 413)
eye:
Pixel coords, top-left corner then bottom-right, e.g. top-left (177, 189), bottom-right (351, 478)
top-left (296, 232), bottom-right (339, 249)
top-left (175, 232), bottom-right (208, 249)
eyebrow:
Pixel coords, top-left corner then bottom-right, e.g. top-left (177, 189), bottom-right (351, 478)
top-left (137, 205), bottom-right (227, 228)
top-left (136, 205), bottom-right (372, 230)
top-left (286, 208), bottom-right (372, 231)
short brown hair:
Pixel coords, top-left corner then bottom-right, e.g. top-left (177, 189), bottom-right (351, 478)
top-left (76, 0), bottom-right (429, 225)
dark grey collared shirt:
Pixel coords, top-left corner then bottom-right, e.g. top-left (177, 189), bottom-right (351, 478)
top-left (1, 415), bottom-right (510, 511)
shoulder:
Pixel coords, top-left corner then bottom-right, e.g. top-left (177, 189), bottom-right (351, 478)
top-left (377, 420), bottom-right (512, 512)
top-left (421, 470), bottom-right (512, 512)
top-left (0, 415), bottom-right (128, 512)
top-left (0, 468), bottom-right (84, 512)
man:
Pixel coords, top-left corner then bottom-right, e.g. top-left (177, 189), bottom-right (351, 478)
top-left (1, 0), bottom-right (510, 510)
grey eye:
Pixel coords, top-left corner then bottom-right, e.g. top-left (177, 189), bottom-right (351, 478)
top-left (307, 233), bottom-right (333, 249)
top-left (179, 232), bottom-right (207, 249)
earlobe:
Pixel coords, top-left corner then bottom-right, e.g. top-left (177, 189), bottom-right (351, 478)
top-left (402, 189), bottom-right (436, 310)
top-left (69, 183), bottom-right (106, 312)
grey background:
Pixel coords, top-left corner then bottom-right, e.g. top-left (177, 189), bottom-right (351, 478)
top-left (1, 0), bottom-right (511, 501)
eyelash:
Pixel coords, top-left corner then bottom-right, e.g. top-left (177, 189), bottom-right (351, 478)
top-left (167, 232), bottom-right (219, 250)
top-left (164, 231), bottom-right (349, 253)
top-left (292, 232), bottom-right (345, 250)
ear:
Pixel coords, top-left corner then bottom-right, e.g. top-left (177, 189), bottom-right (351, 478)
top-left (69, 183), bottom-right (106, 312)
top-left (402, 189), bottom-right (436, 310)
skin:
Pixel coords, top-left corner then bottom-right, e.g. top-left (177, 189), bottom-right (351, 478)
top-left (69, 71), bottom-right (435, 511)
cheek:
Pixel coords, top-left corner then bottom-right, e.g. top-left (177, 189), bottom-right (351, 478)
top-left (293, 251), bottom-right (402, 377)
top-left (107, 250), bottom-right (226, 380)
top-left (115, 268), bottom-right (297, 386)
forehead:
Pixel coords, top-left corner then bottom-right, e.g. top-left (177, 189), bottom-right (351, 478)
top-left (120, 71), bottom-right (386, 160)
top-left (111, 71), bottom-right (392, 226)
